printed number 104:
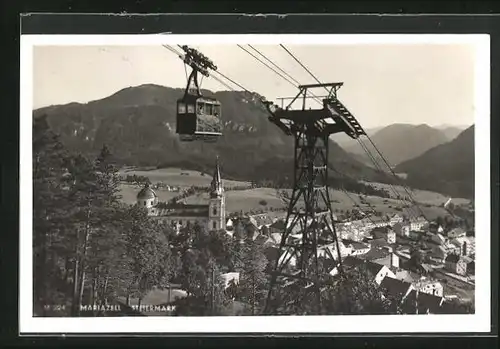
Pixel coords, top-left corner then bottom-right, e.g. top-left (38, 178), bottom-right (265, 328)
top-left (44, 305), bottom-right (66, 311)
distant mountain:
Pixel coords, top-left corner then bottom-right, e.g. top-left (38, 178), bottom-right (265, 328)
top-left (34, 84), bottom-right (390, 186)
top-left (394, 125), bottom-right (474, 199)
top-left (342, 123), bottom-right (451, 168)
top-left (333, 126), bottom-right (383, 149)
top-left (434, 124), bottom-right (470, 141)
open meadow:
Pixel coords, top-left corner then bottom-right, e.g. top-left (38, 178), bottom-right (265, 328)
top-left (119, 183), bottom-right (179, 205)
top-left (119, 167), bottom-right (250, 188)
top-left (362, 181), bottom-right (471, 206)
top-left (117, 167), bottom-right (459, 221)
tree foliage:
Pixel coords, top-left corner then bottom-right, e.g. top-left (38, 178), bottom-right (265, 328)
top-left (233, 240), bottom-right (268, 315)
top-left (33, 116), bottom-right (178, 316)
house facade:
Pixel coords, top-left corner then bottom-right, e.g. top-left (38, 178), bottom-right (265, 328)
top-left (415, 280), bottom-right (444, 297)
top-left (393, 222), bottom-right (411, 237)
top-left (342, 239), bottom-right (371, 256)
top-left (409, 216), bottom-right (428, 231)
top-left (405, 290), bottom-right (444, 314)
top-left (466, 261), bottom-right (475, 275)
top-left (451, 236), bottom-right (475, 257)
top-left (389, 213), bottom-right (404, 226)
top-left (371, 226), bottom-right (396, 244)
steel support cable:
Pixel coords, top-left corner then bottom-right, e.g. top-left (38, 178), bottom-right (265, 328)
top-left (212, 43), bottom-right (420, 222)
top-left (212, 70), bottom-right (253, 95)
top-left (238, 44), bottom-right (299, 89)
top-left (237, 45), bottom-right (323, 107)
top-left (238, 45), bottom-right (378, 224)
top-left (280, 44), bottom-right (426, 221)
top-left (356, 138), bottom-right (419, 220)
top-left (329, 168), bottom-right (378, 225)
top-left (363, 135), bottom-right (428, 220)
top-left (248, 44), bottom-right (303, 86)
top-left (210, 73), bottom-right (237, 92)
top-left (162, 44), bottom-right (183, 58)
top-left (279, 43), bottom-right (412, 216)
top-left (163, 44), bottom-right (254, 95)
top-left (280, 44), bottom-right (323, 86)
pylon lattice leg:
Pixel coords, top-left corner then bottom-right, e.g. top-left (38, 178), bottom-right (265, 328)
top-left (264, 126), bottom-right (343, 315)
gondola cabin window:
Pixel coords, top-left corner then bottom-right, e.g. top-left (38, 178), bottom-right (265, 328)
top-left (205, 103), bottom-right (213, 115)
top-left (176, 96), bottom-right (223, 142)
top-left (177, 102), bottom-right (186, 114)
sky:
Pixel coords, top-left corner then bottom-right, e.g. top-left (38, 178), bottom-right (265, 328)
top-left (33, 43), bottom-right (476, 129)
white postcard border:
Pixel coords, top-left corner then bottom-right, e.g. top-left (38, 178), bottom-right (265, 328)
top-left (20, 34), bottom-right (491, 334)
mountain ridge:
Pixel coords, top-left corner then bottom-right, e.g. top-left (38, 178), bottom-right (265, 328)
top-left (34, 84), bottom-right (391, 186)
top-left (394, 125), bottom-right (474, 199)
top-left (341, 123), bottom-right (452, 168)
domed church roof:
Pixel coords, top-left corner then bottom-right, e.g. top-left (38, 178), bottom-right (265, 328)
top-left (137, 183), bottom-right (157, 200)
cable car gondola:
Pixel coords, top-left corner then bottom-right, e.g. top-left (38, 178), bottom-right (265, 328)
top-left (175, 45), bottom-right (223, 143)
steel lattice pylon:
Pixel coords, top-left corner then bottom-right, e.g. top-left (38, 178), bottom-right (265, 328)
top-left (262, 82), bottom-right (366, 315)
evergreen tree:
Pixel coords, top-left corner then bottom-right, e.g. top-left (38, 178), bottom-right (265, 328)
top-left (175, 250), bottom-right (229, 316)
top-left (321, 267), bottom-right (392, 315)
top-left (33, 115), bottom-right (72, 315)
top-left (121, 204), bottom-right (176, 308)
top-left (236, 240), bottom-right (268, 315)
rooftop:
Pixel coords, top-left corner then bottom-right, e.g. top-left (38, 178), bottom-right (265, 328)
top-left (369, 238), bottom-right (390, 249)
top-left (269, 220), bottom-right (287, 230)
top-left (445, 254), bottom-right (463, 263)
top-left (153, 206), bottom-right (209, 217)
top-left (250, 214), bottom-right (276, 227)
top-left (342, 239), bottom-right (369, 250)
top-left (137, 183), bottom-right (157, 200)
top-left (448, 227), bottom-right (466, 235)
top-left (380, 277), bottom-right (413, 299)
top-left (360, 248), bottom-right (390, 261)
top-left (342, 256), bottom-right (385, 276)
top-left (405, 290), bottom-right (444, 314)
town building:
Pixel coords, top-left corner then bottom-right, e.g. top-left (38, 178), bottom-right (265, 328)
top-left (428, 221), bottom-right (445, 234)
top-left (371, 226), bottom-right (396, 244)
top-left (380, 277), bottom-right (415, 300)
top-left (414, 279), bottom-right (444, 297)
top-left (430, 233), bottom-right (446, 246)
top-left (451, 236), bottom-right (475, 257)
top-left (268, 219), bottom-right (287, 236)
top-left (393, 222), bottom-right (411, 237)
top-left (342, 256), bottom-right (396, 285)
top-left (409, 230), bottom-right (426, 241)
top-left (409, 216), bottom-right (428, 231)
top-left (428, 245), bottom-right (447, 264)
top-left (444, 254), bottom-right (468, 275)
top-left (249, 214), bottom-right (276, 231)
top-left (389, 213), bottom-right (404, 226)
top-left (404, 290), bottom-right (444, 314)
top-left (447, 227), bottom-right (467, 239)
top-left (342, 239), bottom-right (371, 256)
top-left (371, 251), bottom-right (400, 270)
top-left (466, 260), bottom-right (475, 275)
top-left (365, 215), bottom-right (389, 229)
top-left (137, 157), bottom-right (226, 232)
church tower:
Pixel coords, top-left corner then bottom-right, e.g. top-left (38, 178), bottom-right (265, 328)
top-left (209, 156), bottom-right (226, 231)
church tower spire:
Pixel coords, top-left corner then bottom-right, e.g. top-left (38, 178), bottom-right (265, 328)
top-left (210, 155), bottom-right (223, 198)
top-left (209, 156), bottom-right (225, 231)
